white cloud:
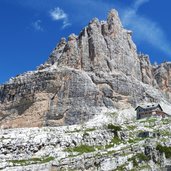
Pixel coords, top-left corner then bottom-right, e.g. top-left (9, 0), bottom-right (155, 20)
top-left (133, 0), bottom-right (149, 10)
top-left (50, 7), bottom-right (67, 20)
top-left (50, 7), bottom-right (71, 28)
top-left (121, 0), bottom-right (171, 56)
top-left (32, 20), bottom-right (43, 31)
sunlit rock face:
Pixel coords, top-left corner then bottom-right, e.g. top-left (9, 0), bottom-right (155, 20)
top-left (0, 9), bottom-right (170, 128)
top-left (46, 9), bottom-right (142, 79)
top-left (153, 62), bottom-right (171, 100)
top-left (139, 54), bottom-right (171, 101)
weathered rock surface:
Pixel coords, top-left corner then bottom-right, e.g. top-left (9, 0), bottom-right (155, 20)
top-left (139, 54), bottom-right (171, 101)
top-left (0, 9), bottom-right (171, 128)
top-left (154, 62), bottom-right (171, 100)
top-left (0, 116), bottom-right (171, 171)
top-left (139, 54), bottom-right (156, 86)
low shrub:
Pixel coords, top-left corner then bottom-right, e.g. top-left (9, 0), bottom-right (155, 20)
top-left (156, 144), bottom-right (171, 158)
top-left (128, 153), bottom-right (150, 167)
top-left (107, 124), bottom-right (122, 136)
top-left (137, 153), bottom-right (150, 161)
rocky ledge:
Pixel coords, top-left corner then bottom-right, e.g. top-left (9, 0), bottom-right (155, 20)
top-left (0, 113), bottom-right (171, 171)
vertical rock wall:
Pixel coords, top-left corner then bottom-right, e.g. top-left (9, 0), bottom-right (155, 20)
top-left (0, 9), bottom-right (170, 128)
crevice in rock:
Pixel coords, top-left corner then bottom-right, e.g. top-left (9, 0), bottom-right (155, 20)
top-left (87, 28), bottom-right (95, 63)
top-left (103, 36), bottom-right (112, 60)
top-left (106, 59), bottom-right (112, 72)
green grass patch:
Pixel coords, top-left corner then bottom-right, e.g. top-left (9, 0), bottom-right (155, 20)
top-left (139, 117), bottom-right (157, 124)
top-left (95, 146), bottom-right (104, 150)
top-left (160, 138), bottom-right (168, 143)
top-left (160, 130), bottom-right (171, 136)
top-left (107, 124), bottom-right (122, 131)
top-left (128, 139), bottom-right (136, 143)
top-left (105, 136), bottom-right (122, 148)
top-left (128, 156), bottom-right (138, 167)
top-left (9, 156), bottom-right (54, 166)
top-left (113, 164), bottom-right (126, 171)
top-left (105, 143), bottom-right (114, 149)
top-left (106, 150), bottom-right (116, 155)
top-left (156, 144), bottom-right (171, 158)
top-left (162, 118), bottom-right (170, 125)
top-left (138, 164), bottom-right (151, 170)
top-left (85, 128), bottom-right (96, 132)
top-left (136, 153), bottom-right (150, 162)
top-left (41, 157), bottom-right (55, 163)
top-left (111, 136), bottom-right (121, 144)
top-left (128, 137), bottom-right (145, 144)
top-left (68, 153), bottom-right (81, 158)
top-left (147, 117), bottom-right (157, 123)
top-left (127, 125), bottom-right (137, 130)
top-left (65, 144), bottom-right (95, 154)
top-left (139, 120), bottom-right (146, 123)
top-left (128, 153), bottom-right (150, 167)
top-left (67, 129), bottom-right (81, 133)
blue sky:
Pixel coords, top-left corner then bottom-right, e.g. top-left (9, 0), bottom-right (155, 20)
top-left (0, 0), bottom-right (171, 84)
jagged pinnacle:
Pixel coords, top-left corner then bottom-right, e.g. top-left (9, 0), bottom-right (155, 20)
top-left (107, 9), bottom-right (122, 27)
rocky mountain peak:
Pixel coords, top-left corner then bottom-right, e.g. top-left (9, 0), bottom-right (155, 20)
top-left (44, 9), bottom-right (141, 79)
top-left (0, 9), bottom-right (171, 128)
top-left (89, 17), bottom-right (100, 25)
top-left (108, 9), bottom-right (119, 19)
top-left (58, 37), bottom-right (67, 46)
top-left (68, 33), bottom-right (78, 41)
top-left (107, 9), bottom-right (122, 35)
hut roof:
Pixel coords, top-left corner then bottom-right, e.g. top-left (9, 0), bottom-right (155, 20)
top-left (135, 104), bottom-right (163, 111)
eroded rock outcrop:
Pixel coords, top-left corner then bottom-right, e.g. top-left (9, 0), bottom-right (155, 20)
top-left (139, 54), bottom-right (155, 86)
top-left (154, 62), bottom-right (171, 100)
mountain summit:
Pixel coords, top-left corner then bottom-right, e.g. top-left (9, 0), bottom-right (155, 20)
top-left (0, 9), bottom-right (171, 128)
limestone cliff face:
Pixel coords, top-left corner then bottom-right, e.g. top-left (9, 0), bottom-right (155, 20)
top-left (45, 10), bottom-right (142, 80)
top-left (0, 9), bottom-right (170, 128)
top-left (139, 54), bottom-right (155, 86)
top-left (139, 54), bottom-right (171, 100)
top-left (153, 62), bottom-right (171, 100)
